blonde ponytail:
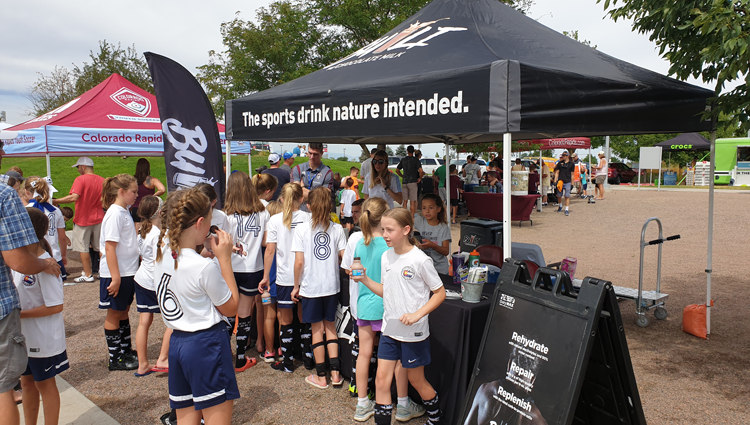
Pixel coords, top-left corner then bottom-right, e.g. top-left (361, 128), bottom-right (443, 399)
top-left (280, 183), bottom-right (303, 230)
top-left (360, 197), bottom-right (388, 246)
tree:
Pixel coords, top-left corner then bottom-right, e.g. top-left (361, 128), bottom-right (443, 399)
top-left (26, 41), bottom-right (151, 117)
top-left (395, 144), bottom-right (407, 156)
top-left (386, 146), bottom-right (394, 155)
top-left (600, 0), bottom-right (750, 133)
top-left (562, 30), bottom-right (596, 49)
top-left (199, 0), bottom-right (536, 117)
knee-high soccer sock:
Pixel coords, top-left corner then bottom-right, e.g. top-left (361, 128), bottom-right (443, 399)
top-left (374, 403), bottom-right (393, 425)
top-left (300, 323), bottom-right (313, 368)
top-left (90, 247), bottom-right (100, 274)
top-left (279, 325), bottom-right (294, 367)
top-left (235, 315), bottom-right (253, 367)
top-left (368, 344), bottom-right (378, 395)
top-left (350, 335), bottom-right (359, 396)
top-left (119, 319), bottom-right (132, 354)
top-left (424, 393), bottom-right (442, 424)
top-left (105, 328), bottom-right (121, 364)
top-left (225, 316), bottom-right (236, 345)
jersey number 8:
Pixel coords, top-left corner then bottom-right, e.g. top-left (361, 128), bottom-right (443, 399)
top-left (313, 232), bottom-right (331, 260)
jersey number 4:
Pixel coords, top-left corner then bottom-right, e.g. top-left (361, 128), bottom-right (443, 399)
top-left (235, 213), bottom-right (261, 239)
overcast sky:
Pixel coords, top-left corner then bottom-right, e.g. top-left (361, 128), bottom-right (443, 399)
top-left (0, 0), bottom-right (732, 157)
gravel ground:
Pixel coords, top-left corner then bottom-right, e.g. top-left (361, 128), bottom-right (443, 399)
top-left (57, 188), bottom-right (749, 424)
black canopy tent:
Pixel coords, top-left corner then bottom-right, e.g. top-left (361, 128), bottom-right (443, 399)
top-left (656, 133), bottom-right (712, 174)
top-left (227, 0), bottom-right (718, 333)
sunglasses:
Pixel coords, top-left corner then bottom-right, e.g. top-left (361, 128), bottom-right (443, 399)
top-left (373, 159), bottom-right (386, 165)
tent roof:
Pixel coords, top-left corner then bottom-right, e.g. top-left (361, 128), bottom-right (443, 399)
top-left (226, 0), bottom-right (713, 145)
top-left (655, 133), bottom-right (711, 151)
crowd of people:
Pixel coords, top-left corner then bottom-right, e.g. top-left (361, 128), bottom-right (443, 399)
top-left (0, 141), bottom-right (455, 425)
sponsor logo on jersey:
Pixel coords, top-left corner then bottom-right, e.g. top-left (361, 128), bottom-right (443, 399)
top-left (22, 275), bottom-right (36, 287)
top-left (111, 87), bottom-right (151, 117)
top-left (401, 266), bottom-right (415, 280)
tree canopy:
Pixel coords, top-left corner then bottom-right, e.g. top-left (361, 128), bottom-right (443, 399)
top-left (197, 0), bottom-right (534, 118)
top-left (600, 0), bottom-right (750, 133)
top-left (26, 41), bottom-right (151, 117)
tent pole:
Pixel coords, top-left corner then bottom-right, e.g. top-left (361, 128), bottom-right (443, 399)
top-left (706, 130), bottom-right (716, 336)
top-left (502, 133), bottom-right (511, 259)
top-left (605, 136), bottom-right (611, 191)
top-left (445, 142), bottom-right (450, 254)
top-left (226, 139), bottom-right (232, 185)
top-left (46, 153), bottom-right (51, 178)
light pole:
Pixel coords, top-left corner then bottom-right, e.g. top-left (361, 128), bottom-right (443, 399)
top-left (344, 148), bottom-right (346, 161)
top-left (280, 144), bottom-right (284, 154)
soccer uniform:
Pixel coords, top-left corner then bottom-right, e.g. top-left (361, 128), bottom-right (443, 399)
top-left (13, 252), bottom-right (69, 382)
top-left (99, 204), bottom-right (139, 311)
top-left (154, 248), bottom-right (238, 410)
top-left (226, 210), bottom-right (270, 296)
top-left (379, 246), bottom-right (443, 368)
top-left (134, 226), bottom-right (161, 313)
top-left (340, 189), bottom-right (356, 225)
top-left (27, 202), bottom-right (67, 278)
top-left (413, 215), bottom-right (452, 275)
top-left (266, 210), bottom-right (310, 309)
top-left (291, 220), bottom-right (346, 323)
top-left (211, 208), bottom-right (230, 233)
top-left (340, 232), bottom-right (365, 320)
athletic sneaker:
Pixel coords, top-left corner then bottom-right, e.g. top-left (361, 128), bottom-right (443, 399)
top-left (109, 356), bottom-right (138, 371)
top-left (74, 272), bottom-right (95, 283)
top-left (556, 206), bottom-right (563, 213)
top-left (565, 210), bottom-right (570, 216)
top-left (270, 361), bottom-right (294, 373)
top-left (354, 399), bottom-right (376, 422)
top-left (261, 350), bottom-right (275, 363)
top-left (395, 398), bottom-right (426, 422)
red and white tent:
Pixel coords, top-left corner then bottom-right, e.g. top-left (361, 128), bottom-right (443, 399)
top-left (5, 74), bottom-right (248, 163)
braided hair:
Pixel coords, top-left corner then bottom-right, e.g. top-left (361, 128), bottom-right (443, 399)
top-left (155, 188), bottom-right (211, 269)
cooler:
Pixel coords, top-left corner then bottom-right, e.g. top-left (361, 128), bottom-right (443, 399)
top-left (460, 218), bottom-right (503, 252)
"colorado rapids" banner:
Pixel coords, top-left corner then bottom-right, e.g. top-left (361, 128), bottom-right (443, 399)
top-left (145, 52), bottom-right (226, 207)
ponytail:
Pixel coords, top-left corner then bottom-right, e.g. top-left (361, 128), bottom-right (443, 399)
top-left (137, 196), bottom-right (163, 239)
top-left (252, 173), bottom-right (278, 199)
top-left (102, 174), bottom-right (136, 209)
top-left (360, 197), bottom-right (388, 246)
top-left (281, 183), bottom-right (303, 229)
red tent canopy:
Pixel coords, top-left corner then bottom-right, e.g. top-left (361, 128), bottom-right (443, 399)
top-left (520, 137), bottom-right (591, 150)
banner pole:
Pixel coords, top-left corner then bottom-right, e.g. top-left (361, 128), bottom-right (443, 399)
top-left (46, 153), bottom-right (51, 178)
top-left (226, 137), bottom-right (232, 185)
top-left (503, 133), bottom-right (511, 259)
top-left (706, 130), bottom-right (716, 336)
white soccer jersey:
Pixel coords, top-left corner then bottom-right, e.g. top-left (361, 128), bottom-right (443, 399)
top-left (26, 205), bottom-right (65, 262)
top-left (341, 232), bottom-right (364, 319)
top-left (226, 210), bottom-right (270, 273)
top-left (154, 248), bottom-right (232, 332)
top-left (291, 220), bottom-right (346, 298)
top-left (381, 246), bottom-right (444, 342)
top-left (99, 204), bottom-right (139, 278)
top-left (266, 210), bottom-right (310, 286)
top-left (13, 252), bottom-right (66, 358)
top-left (134, 226), bottom-right (161, 291)
top-left (339, 190), bottom-right (356, 217)
top-left (211, 208), bottom-right (230, 233)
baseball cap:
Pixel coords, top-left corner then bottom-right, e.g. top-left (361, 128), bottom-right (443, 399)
top-left (598, 151), bottom-right (605, 156)
top-left (268, 153), bottom-right (281, 164)
top-left (72, 157), bottom-right (94, 167)
top-left (283, 151), bottom-right (294, 160)
top-left (562, 150), bottom-right (569, 155)
top-left (5, 170), bottom-right (24, 182)
top-left (31, 176), bottom-right (58, 195)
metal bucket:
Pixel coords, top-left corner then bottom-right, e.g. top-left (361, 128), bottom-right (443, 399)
top-left (461, 281), bottom-right (484, 303)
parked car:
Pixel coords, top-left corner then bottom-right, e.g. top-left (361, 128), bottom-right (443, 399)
top-left (387, 156), bottom-right (403, 171)
top-left (421, 157), bottom-right (445, 175)
top-left (608, 162), bottom-right (638, 184)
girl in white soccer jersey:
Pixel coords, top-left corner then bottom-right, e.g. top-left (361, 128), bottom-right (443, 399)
top-left (224, 171), bottom-right (269, 372)
top-left (353, 207), bottom-right (446, 425)
top-left (253, 173), bottom-right (278, 206)
top-left (154, 187), bottom-right (239, 425)
top-left (14, 207), bottom-right (68, 425)
top-left (252, 173), bottom-right (278, 355)
top-left (291, 186), bottom-right (347, 389)
top-left (133, 196), bottom-right (171, 376)
top-left (258, 200), bottom-right (282, 363)
top-left (26, 176), bottom-right (70, 280)
top-left (99, 174), bottom-right (141, 371)
top-left (260, 183), bottom-right (313, 373)
top-left (195, 183), bottom-right (229, 233)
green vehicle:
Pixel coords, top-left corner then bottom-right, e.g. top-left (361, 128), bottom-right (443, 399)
top-left (715, 138), bottom-right (750, 186)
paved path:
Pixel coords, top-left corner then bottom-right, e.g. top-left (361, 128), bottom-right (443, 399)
top-left (18, 376), bottom-right (119, 425)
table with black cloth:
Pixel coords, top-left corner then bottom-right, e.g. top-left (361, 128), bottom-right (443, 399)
top-left (462, 192), bottom-right (541, 226)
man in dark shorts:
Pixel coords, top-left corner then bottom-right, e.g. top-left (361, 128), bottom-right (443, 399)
top-left (263, 153), bottom-right (291, 201)
top-left (395, 145), bottom-right (423, 216)
top-left (554, 150), bottom-right (575, 216)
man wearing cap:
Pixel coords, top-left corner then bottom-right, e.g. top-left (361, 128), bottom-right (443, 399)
top-left (554, 150), bottom-right (575, 216)
top-left (280, 151), bottom-right (295, 173)
top-left (0, 133), bottom-right (61, 425)
top-left (263, 153), bottom-right (291, 201)
top-left (291, 142), bottom-right (333, 211)
top-left (53, 157), bottom-right (104, 282)
top-left (594, 151), bottom-right (608, 200)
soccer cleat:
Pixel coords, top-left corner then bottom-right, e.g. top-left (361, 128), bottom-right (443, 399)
top-left (122, 350), bottom-right (138, 363)
top-left (74, 272), bottom-right (95, 283)
top-left (270, 361), bottom-right (294, 373)
top-left (261, 350), bottom-right (275, 363)
top-left (395, 398), bottom-right (426, 422)
top-left (565, 210), bottom-right (570, 216)
top-left (354, 399), bottom-right (376, 422)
